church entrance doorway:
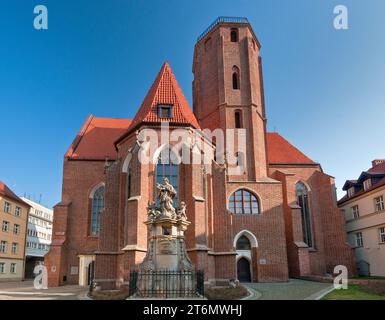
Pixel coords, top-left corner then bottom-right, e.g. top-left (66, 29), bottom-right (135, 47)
top-left (237, 258), bottom-right (251, 282)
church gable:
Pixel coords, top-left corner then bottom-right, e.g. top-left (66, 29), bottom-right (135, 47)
top-left (118, 62), bottom-right (200, 143)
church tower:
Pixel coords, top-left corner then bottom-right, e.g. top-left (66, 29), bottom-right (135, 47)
top-left (193, 17), bottom-right (268, 180)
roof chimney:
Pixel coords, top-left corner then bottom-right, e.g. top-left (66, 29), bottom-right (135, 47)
top-left (372, 159), bottom-right (385, 167)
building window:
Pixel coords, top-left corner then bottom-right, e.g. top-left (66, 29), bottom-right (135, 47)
top-left (127, 169), bottom-right (132, 199)
top-left (228, 189), bottom-right (260, 215)
top-left (15, 206), bottom-right (21, 217)
top-left (348, 187), bottom-right (355, 197)
top-left (230, 28), bottom-right (238, 42)
top-left (363, 179), bottom-right (372, 191)
top-left (234, 110), bottom-right (242, 128)
top-left (236, 235), bottom-right (251, 250)
top-left (352, 205), bottom-right (360, 219)
top-left (379, 228), bottom-right (385, 244)
top-left (10, 263), bottom-right (16, 274)
top-left (0, 263), bottom-right (5, 273)
top-left (13, 224), bottom-right (20, 235)
top-left (355, 232), bottom-right (363, 248)
top-left (4, 201), bottom-right (11, 213)
top-left (11, 243), bottom-right (18, 254)
top-left (156, 149), bottom-right (179, 206)
top-left (232, 66), bottom-right (240, 90)
top-left (90, 186), bottom-right (105, 236)
top-left (296, 182), bottom-right (313, 248)
top-left (374, 196), bottom-right (384, 212)
top-left (157, 104), bottom-right (173, 118)
top-left (2, 221), bottom-right (9, 232)
top-left (0, 241), bottom-right (7, 253)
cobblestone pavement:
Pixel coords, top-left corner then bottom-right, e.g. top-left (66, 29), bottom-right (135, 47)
top-left (0, 281), bottom-right (88, 300)
top-left (244, 279), bottom-right (333, 300)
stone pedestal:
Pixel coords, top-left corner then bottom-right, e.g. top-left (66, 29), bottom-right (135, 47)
top-left (141, 216), bottom-right (193, 271)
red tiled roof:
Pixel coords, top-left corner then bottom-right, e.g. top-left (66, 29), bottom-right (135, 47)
top-left (266, 132), bottom-right (316, 165)
top-left (65, 119), bottom-right (316, 166)
top-left (65, 115), bottom-right (131, 160)
top-left (116, 62), bottom-right (200, 144)
top-left (0, 180), bottom-right (30, 207)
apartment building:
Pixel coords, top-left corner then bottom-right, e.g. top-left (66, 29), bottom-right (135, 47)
top-left (339, 160), bottom-right (385, 277)
top-left (0, 181), bottom-right (30, 281)
top-left (21, 197), bottom-right (53, 279)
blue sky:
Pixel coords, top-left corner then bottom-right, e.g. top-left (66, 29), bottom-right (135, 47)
top-left (1, 0), bottom-right (384, 208)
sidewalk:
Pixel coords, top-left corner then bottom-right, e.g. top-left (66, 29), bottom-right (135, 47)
top-left (0, 280), bottom-right (87, 300)
top-left (244, 279), bottom-right (332, 300)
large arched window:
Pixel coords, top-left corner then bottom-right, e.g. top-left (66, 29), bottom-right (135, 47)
top-left (296, 182), bottom-right (313, 247)
top-left (91, 186), bottom-right (104, 236)
top-left (156, 149), bottom-right (179, 206)
top-left (229, 189), bottom-right (259, 215)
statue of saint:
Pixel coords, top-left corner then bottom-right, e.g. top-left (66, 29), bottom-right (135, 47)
top-left (156, 178), bottom-right (176, 218)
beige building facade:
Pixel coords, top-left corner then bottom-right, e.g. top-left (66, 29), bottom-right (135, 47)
top-left (339, 160), bottom-right (385, 277)
top-left (0, 181), bottom-right (30, 281)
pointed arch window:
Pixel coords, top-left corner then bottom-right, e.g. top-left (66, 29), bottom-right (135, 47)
top-left (156, 149), bottom-right (179, 206)
top-left (296, 182), bottom-right (313, 247)
top-left (229, 189), bottom-right (259, 215)
top-left (232, 66), bottom-right (240, 90)
top-left (236, 235), bottom-right (251, 250)
top-left (91, 186), bottom-right (104, 236)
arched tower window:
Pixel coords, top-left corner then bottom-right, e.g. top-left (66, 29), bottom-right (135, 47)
top-left (230, 28), bottom-right (238, 42)
top-left (296, 182), bottom-right (313, 247)
top-left (234, 110), bottom-right (242, 128)
top-left (156, 149), bottom-right (179, 206)
top-left (236, 235), bottom-right (251, 250)
top-left (91, 185), bottom-right (104, 236)
top-left (228, 189), bottom-right (259, 215)
top-left (232, 66), bottom-right (240, 90)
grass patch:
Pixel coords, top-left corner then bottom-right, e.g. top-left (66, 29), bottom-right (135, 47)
top-left (322, 284), bottom-right (385, 300)
top-left (90, 289), bottom-right (129, 300)
top-left (205, 286), bottom-right (248, 300)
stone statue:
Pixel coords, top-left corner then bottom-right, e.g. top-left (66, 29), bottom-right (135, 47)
top-left (156, 178), bottom-right (176, 218)
top-left (177, 201), bottom-right (187, 221)
top-left (147, 202), bottom-right (160, 222)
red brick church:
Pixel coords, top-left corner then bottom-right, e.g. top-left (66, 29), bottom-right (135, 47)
top-left (45, 17), bottom-right (356, 288)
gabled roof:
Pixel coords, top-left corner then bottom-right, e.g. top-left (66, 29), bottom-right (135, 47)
top-left (266, 132), bottom-right (316, 165)
top-left (339, 160), bottom-right (385, 205)
top-left (116, 62), bottom-right (200, 145)
top-left (342, 180), bottom-right (358, 190)
top-left (0, 180), bottom-right (30, 207)
top-left (65, 115), bottom-right (131, 160)
top-left (339, 177), bottom-right (385, 205)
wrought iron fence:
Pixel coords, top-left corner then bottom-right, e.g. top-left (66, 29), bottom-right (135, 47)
top-left (129, 270), bottom-right (204, 298)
